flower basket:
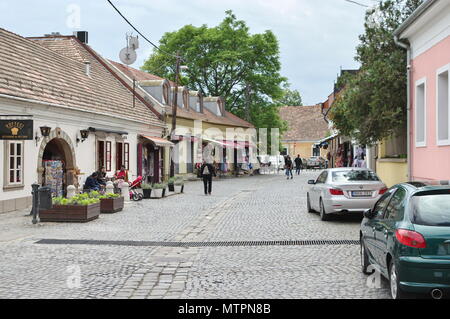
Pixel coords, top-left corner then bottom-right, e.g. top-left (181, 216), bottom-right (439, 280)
top-left (100, 196), bottom-right (124, 214)
top-left (40, 203), bottom-right (100, 222)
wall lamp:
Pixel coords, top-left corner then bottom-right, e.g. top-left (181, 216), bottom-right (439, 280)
top-left (76, 129), bottom-right (90, 145)
top-left (35, 126), bottom-right (51, 146)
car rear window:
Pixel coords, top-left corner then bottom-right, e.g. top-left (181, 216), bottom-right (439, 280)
top-left (411, 194), bottom-right (450, 226)
top-left (332, 170), bottom-right (380, 182)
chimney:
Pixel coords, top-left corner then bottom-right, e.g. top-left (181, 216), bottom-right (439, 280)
top-left (84, 61), bottom-right (91, 76)
top-left (73, 31), bottom-right (88, 44)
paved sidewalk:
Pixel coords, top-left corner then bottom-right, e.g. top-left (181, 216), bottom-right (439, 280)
top-left (0, 172), bottom-right (390, 299)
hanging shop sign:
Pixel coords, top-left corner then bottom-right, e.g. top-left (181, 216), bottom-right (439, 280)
top-left (0, 119), bottom-right (33, 140)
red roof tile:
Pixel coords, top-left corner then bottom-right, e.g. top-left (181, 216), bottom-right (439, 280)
top-left (279, 105), bottom-right (329, 141)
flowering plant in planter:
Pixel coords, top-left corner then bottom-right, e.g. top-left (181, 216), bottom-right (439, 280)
top-left (98, 193), bottom-right (124, 214)
top-left (52, 194), bottom-right (100, 206)
top-left (42, 194), bottom-right (101, 222)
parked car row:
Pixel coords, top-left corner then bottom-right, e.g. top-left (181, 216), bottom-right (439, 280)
top-left (306, 168), bottom-right (450, 299)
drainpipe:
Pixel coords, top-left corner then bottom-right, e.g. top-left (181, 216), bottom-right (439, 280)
top-left (394, 35), bottom-right (412, 181)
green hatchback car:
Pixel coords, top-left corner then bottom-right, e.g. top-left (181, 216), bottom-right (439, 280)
top-left (360, 182), bottom-right (450, 299)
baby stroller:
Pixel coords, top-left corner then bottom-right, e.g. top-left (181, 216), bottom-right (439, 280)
top-left (129, 176), bottom-right (144, 201)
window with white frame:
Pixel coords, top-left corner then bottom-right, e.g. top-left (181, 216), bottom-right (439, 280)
top-left (5, 141), bottom-right (24, 186)
top-left (437, 66), bottom-right (449, 145)
top-left (415, 79), bottom-right (426, 147)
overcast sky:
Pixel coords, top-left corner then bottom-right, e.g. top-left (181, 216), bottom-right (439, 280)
top-left (1, 0), bottom-right (373, 105)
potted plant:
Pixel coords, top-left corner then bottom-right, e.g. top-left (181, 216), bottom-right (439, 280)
top-left (151, 183), bottom-right (166, 198)
top-left (40, 194), bottom-right (101, 222)
top-left (174, 177), bottom-right (184, 193)
top-left (141, 183), bottom-right (152, 199)
top-left (99, 193), bottom-right (124, 214)
top-left (167, 177), bottom-right (176, 192)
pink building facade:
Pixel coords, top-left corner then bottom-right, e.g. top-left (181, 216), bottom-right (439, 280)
top-left (396, 0), bottom-right (450, 183)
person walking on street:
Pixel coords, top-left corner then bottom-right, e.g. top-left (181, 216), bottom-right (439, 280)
top-left (285, 156), bottom-right (293, 180)
top-left (200, 160), bottom-right (216, 195)
top-left (294, 155), bottom-right (302, 175)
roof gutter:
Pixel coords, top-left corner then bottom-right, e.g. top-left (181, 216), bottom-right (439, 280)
top-left (393, 0), bottom-right (438, 37)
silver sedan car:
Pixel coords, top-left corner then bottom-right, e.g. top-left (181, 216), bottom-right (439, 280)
top-left (307, 168), bottom-right (387, 221)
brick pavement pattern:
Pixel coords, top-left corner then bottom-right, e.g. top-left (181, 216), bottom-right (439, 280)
top-left (0, 171), bottom-right (390, 299)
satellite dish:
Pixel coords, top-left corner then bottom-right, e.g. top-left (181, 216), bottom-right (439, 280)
top-left (119, 47), bottom-right (137, 65)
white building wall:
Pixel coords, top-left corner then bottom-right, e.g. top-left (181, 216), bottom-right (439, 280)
top-left (0, 97), bottom-right (163, 213)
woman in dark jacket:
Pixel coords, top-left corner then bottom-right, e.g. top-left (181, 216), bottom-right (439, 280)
top-left (200, 160), bottom-right (216, 195)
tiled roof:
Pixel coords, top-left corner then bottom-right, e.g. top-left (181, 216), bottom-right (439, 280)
top-left (0, 29), bottom-right (164, 127)
top-left (279, 105), bottom-right (329, 141)
top-left (109, 60), bottom-right (164, 81)
top-left (109, 61), bottom-right (254, 128)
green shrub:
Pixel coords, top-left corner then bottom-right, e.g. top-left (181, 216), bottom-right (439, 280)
top-left (151, 183), bottom-right (166, 190)
top-left (141, 183), bottom-right (152, 189)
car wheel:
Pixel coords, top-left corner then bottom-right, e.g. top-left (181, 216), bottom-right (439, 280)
top-left (307, 193), bottom-right (314, 213)
top-left (319, 199), bottom-right (330, 221)
top-left (360, 240), bottom-right (373, 275)
top-left (389, 260), bottom-right (406, 299)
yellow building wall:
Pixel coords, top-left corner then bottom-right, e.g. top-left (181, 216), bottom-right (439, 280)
top-left (375, 139), bottom-right (408, 187)
top-left (285, 142), bottom-right (327, 158)
top-left (164, 115), bottom-right (255, 177)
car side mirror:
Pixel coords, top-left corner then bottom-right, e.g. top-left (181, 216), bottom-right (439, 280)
top-left (364, 209), bottom-right (374, 219)
top-left (308, 180), bottom-right (316, 185)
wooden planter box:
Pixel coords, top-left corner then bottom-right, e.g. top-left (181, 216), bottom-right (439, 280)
top-left (40, 203), bottom-right (100, 223)
top-left (151, 188), bottom-right (166, 198)
top-left (100, 196), bottom-right (124, 214)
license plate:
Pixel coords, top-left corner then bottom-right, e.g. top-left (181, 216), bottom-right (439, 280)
top-left (352, 191), bottom-right (372, 197)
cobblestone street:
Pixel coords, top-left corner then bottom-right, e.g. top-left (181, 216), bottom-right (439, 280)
top-left (0, 171), bottom-right (390, 299)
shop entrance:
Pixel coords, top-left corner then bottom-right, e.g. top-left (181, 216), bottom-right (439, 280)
top-left (38, 135), bottom-right (76, 197)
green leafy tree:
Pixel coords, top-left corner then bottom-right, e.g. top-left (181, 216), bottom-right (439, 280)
top-left (273, 83), bottom-right (303, 106)
top-left (141, 10), bottom-right (287, 134)
top-left (330, 0), bottom-right (423, 145)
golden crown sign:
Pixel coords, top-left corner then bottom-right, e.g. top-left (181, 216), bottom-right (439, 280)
top-left (5, 122), bottom-right (25, 136)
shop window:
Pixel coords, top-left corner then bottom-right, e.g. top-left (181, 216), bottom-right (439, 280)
top-left (106, 141), bottom-right (111, 171)
top-left (415, 79), bottom-right (426, 147)
top-left (116, 142), bottom-right (130, 171)
top-left (124, 143), bottom-right (129, 170)
top-left (4, 141), bottom-right (24, 187)
top-left (97, 141), bottom-right (112, 172)
top-left (437, 66), bottom-right (449, 145)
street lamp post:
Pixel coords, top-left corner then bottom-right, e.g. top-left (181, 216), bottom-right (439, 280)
top-left (169, 52), bottom-right (181, 178)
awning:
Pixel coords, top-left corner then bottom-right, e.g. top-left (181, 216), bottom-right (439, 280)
top-left (141, 135), bottom-right (174, 147)
top-left (89, 127), bottom-right (128, 135)
top-left (314, 133), bottom-right (339, 146)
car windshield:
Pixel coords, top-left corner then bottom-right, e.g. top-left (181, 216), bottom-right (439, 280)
top-left (332, 170), bottom-right (380, 182)
top-left (411, 194), bottom-right (450, 227)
